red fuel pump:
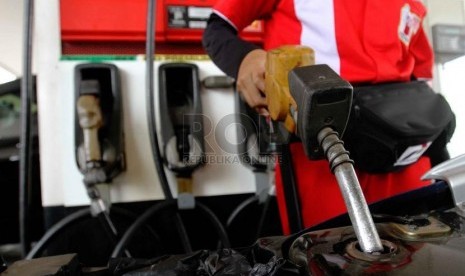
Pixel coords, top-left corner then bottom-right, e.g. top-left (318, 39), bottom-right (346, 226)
top-left (59, 0), bottom-right (263, 55)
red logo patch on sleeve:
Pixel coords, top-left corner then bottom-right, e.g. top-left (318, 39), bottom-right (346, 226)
top-left (398, 4), bottom-right (421, 46)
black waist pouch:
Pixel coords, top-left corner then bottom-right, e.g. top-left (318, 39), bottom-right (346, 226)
top-left (344, 81), bottom-right (456, 173)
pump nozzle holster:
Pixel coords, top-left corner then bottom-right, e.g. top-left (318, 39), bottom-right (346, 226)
top-left (74, 63), bottom-right (125, 186)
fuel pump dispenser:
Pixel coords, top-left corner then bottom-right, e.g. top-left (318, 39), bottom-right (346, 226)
top-left (33, 0), bottom-right (263, 262)
top-left (26, 63), bottom-right (129, 259)
top-left (158, 62), bottom-right (204, 209)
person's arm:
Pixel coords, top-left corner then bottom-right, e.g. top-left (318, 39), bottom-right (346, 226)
top-left (406, 2), bottom-right (434, 80)
top-left (409, 25), bottom-right (434, 80)
top-left (203, 13), bottom-right (267, 113)
top-left (202, 13), bottom-right (259, 79)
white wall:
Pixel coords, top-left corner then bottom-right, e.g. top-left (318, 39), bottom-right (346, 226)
top-left (425, 0), bottom-right (465, 158)
top-left (424, 0), bottom-right (465, 27)
top-left (0, 0), bottom-right (24, 76)
top-left (424, 0), bottom-right (465, 91)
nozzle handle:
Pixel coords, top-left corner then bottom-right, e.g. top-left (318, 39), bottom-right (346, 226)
top-left (77, 95), bottom-right (103, 163)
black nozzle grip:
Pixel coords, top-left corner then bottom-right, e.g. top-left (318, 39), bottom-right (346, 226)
top-left (289, 64), bottom-right (353, 159)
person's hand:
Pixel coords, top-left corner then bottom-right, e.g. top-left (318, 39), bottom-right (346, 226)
top-left (237, 49), bottom-right (268, 115)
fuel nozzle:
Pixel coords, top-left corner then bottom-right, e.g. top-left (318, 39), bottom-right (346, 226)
top-left (264, 45), bottom-right (382, 253)
top-left (76, 80), bottom-right (112, 216)
top-left (76, 80), bottom-right (107, 184)
top-left (289, 65), bottom-right (383, 254)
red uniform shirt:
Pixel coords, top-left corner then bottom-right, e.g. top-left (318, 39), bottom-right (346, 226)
top-left (214, 0), bottom-right (433, 81)
top-left (214, 0), bottom-right (434, 234)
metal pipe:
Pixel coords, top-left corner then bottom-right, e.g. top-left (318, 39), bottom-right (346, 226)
top-left (318, 127), bottom-right (383, 253)
top-left (19, 0), bottom-right (35, 257)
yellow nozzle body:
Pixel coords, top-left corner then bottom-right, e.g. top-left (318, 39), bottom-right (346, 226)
top-left (77, 95), bottom-right (103, 163)
top-left (265, 45), bottom-right (314, 132)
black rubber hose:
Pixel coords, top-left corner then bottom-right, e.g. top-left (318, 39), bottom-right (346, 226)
top-left (145, 0), bottom-right (192, 253)
top-left (97, 210), bottom-right (119, 245)
top-left (256, 194), bottom-right (272, 238)
top-left (217, 195), bottom-right (259, 248)
top-left (145, 0), bottom-right (171, 200)
top-left (279, 143), bottom-right (303, 233)
top-left (196, 202), bottom-right (231, 248)
top-left (86, 188), bottom-right (124, 251)
top-left (222, 194), bottom-right (270, 246)
top-left (111, 200), bottom-right (231, 258)
top-left (98, 208), bottom-right (132, 258)
top-left (19, 0), bottom-right (35, 257)
top-left (111, 206), bottom-right (161, 247)
top-left (226, 195), bottom-right (259, 228)
top-left (26, 206), bottom-right (161, 260)
top-left (111, 200), bottom-right (175, 258)
top-left (26, 208), bottom-right (91, 260)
